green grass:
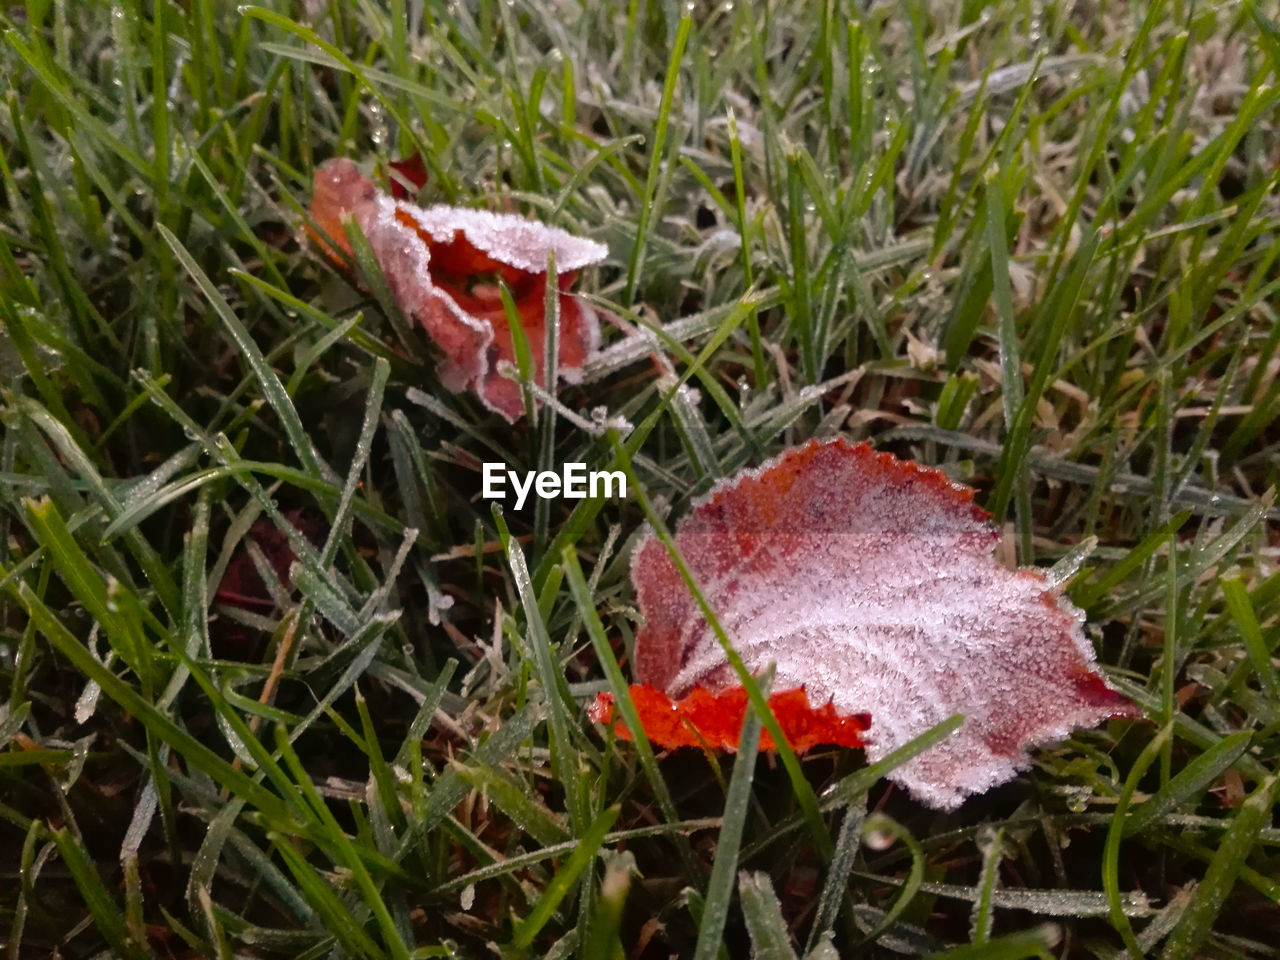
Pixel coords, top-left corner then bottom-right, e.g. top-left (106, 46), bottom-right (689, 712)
top-left (2, 0), bottom-right (1279, 957)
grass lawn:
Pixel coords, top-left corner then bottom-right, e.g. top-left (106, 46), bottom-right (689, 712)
top-left (3, 1), bottom-right (1279, 957)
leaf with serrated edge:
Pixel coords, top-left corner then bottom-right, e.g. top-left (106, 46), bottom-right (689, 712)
top-left (612, 438), bottom-right (1139, 810)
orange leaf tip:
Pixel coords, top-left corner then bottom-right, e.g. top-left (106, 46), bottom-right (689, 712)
top-left (589, 685), bottom-right (869, 753)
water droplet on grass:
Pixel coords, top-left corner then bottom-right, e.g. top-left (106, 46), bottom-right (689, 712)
top-left (865, 828), bottom-right (895, 851)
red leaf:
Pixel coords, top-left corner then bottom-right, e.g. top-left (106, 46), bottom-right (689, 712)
top-left (589, 685), bottom-right (869, 753)
top-left (388, 151), bottom-right (429, 199)
top-left (215, 510), bottom-right (321, 610)
top-left (623, 438), bottom-right (1141, 809)
top-left (309, 158), bottom-right (608, 421)
top-left (212, 510), bottom-right (323, 658)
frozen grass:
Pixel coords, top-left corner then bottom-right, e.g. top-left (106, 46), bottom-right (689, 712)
top-left (2, 1), bottom-right (1279, 957)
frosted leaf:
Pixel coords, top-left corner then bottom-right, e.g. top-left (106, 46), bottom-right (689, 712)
top-left (309, 159), bottom-right (608, 421)
top-left (409, 203), bottom-right (608, 273)
top-left (628, 438), bottom-right (1139, 810)
top-left (310, 159), bottom-right (489, 387)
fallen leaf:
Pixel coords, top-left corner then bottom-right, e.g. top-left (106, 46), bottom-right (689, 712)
top-left (595, 438), bottom-right (1140, 810)
top-left (309, 158), bottom-right (608, 420)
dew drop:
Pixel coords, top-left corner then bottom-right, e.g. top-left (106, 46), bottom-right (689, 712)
top-left (1064, 786), bottom-right (1090, 813)
top-left (864, 828), bottom-right (895, 851)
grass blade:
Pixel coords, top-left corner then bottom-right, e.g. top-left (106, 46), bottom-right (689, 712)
top-left (509, 805), bottom-right (619, 953)
top-left (738, 871), bottom-right (799, 960)
top-left (159, 224), bottom-right (326, 481)
top-left (1160, 772), bottom-right (1280, 960)
top-left (693, 680), bottom-right (766, 960)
